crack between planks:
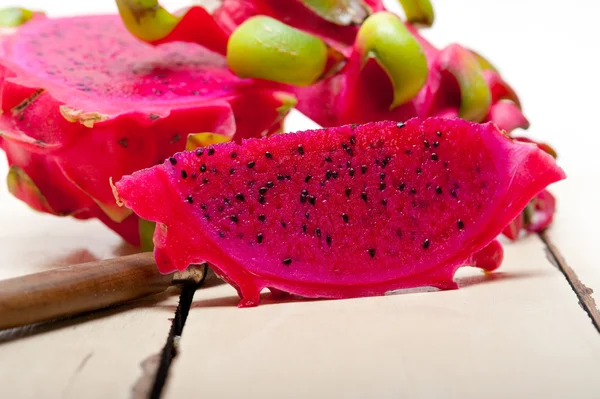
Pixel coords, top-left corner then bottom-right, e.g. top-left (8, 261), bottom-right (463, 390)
top-left (539, 231), bottom-right (600, 334)
top-left (147, 281), bottom-right (200, 399)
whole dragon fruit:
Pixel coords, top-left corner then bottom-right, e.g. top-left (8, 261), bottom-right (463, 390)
top-left (0, 11), bottom-right (295, 246)
top-left (116, 0), bottom-right (557, 238)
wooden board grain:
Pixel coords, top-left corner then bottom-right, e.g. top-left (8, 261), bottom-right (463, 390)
top-left (0, 156), bottom-right (180, 399)
top-left (164, 236), bottom-right (600, 399)
top-left (544, 178), bottom-right (600, 330)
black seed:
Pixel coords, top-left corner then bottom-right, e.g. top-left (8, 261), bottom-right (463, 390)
top-left (361, 165), bottom-right (367, 174)
top-left (423, 239), bottom-right (430, 249)
top-left (283, 258), bottom-right (292, 265)
top-left (301, 189), bottom-right (309, 196)
top-left (247, 161), bottom-right (255, 168)
top-left (200, 204), bottom-right (207, 210)
top-left (203, 178), bottom-right (209, 184)
top-left (350, 136), bottom-right (356, 145)
top-left (396, 122), bottom-right (405, 129)
top-left (416, 168), bottom-right (422, 174)
top-left (325, 156), bottom-right (332, 163)
top-left (297, 144), bottom-right (304, 155)
top-left (181, 170), bottom-right (188, 179)
top-left (218, 231), bottom-right (225, 238)
top-left (308, 195), bottom-right (316, 205)
top-left (398, 183), bottom-right (405, 191)
top-left (436, 131), bottom-right (442, 137)
top-left (424, 140), bottom-right (430, 148)
top-left (381, 199), bottom-right (387, 206)
top-left (207, 148), bottom-right (215, 156)
top-left (458, 219), bottom-right (465, 229)
top-left (258, 214), bottom-right (266, 222)
top-left (349, 168), bottom-right (355, 177)
top-left (186, 195), bottom-right (193, 204)
top-left (361, 192), bottom-right (367, 201)
top-left (368, 248), bottom-right (376, 258)
top-left (169, 157), bottom-right (177, 165)
top-left (231, 152), bottom-right (237, 159)
top-left (235, 193), bottom-right (245, 201)
top-left (259, 187), bottom-right (268, 195)
top-left (305, 175), bottom-right (312, 183)
top-left (281, 221), bottom-right (287, 228)
top-left (277, 174), bottom-right (284, 180)
top-left (382, 157), bottom-right (391, 167)
top-left (342, 143), bottom-right (348, 149)
top-left (435, 186), bottom-right (442, 194)
top-left (257, 233), bottom-right (263, 244)
top-left (433, 141), bottom-right (440, 148)
top-left (326, 170), bottom-right (332, 180)
top-left (259, 195), bottom-right (265, 204)
top-left (315, 228), bottom-right (321, 237)
top-left (285, 175), bottom-right (291, 180)
top-left (196, 148), bottom-right (204, 156)
top-left (379, 182), bottom-right (386, 191)
top-left (265, 151), bottom-right (273, 159)
top-left (224, 198), bottom-right (230, 205)
top-left (200, 164), bottom-right (207, 172)
top-left (326, 235), bottom-right (332, 246)
top-left (302, 224), bottom-right (307, 233)
top-left (431, 153), bottom-right (439, 161)
top-left (380, 173), bottom-right (386, 180)
top-left (230, 215), bottom-right (238, 223)
top-left (204, 214), bottom-right (210, 220)
top-left (300, 195), bottom-right (307, 203)
top-left (346, 161), bottom-right (352, 168)
top-left (332, 171), bottom-right (338, 179)
top-left (230, 168), bottom-right (236, 175)
top-left (410, 188), bottom-right (417, 195)
top-left (451, 189), bottom-right (457, 198)
top-left (346, 148), bottom-right (354, 156)
top-left (342, 213), bottom-right (349, 223)
top-left (266, 181), bottom-right (274, 188)
top-left (150, 114), bottom-right (160, 120)
top-left (345, 188), bottom-right (352, 197)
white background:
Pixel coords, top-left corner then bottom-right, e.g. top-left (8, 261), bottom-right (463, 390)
top-left (0, 0), bottom-right (598, 175)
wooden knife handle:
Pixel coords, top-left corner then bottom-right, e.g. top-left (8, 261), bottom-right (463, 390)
top-left (0, 252), bottom-right (173, 330)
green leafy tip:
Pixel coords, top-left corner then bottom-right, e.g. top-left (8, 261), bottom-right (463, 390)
top-left (301, 0), bottom-right (371, 25)
top-left (397, 0), bottom-right (434, 27)
top-left (228, 16), bottom-right (329, 86)
top-left (115, 0), bottom-right (181, 42)
top-left (0, 7), bottom-right (37, 27)
top-left (441, 44), bottom-right (492, 122)
top-left (356, 12), bottom-right (428, 109)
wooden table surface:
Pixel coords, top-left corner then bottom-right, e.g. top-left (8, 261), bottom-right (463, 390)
top-left (1, 1), bottom-right (599, 398)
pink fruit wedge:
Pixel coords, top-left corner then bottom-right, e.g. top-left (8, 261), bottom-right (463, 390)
top-left (115, 118), bottom-right (565, 307)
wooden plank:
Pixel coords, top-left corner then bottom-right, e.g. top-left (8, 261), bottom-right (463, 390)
top-left (544, 178), bottom-right (600, 330)
top-left (0, 157), bottom-right (181, 399)
top-left (165, 236), bottom-right (600, 399)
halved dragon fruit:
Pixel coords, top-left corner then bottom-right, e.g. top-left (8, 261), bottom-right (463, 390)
top-left (114, 118), bottom-right (565, 307)
top-left (0, 13), bottom-right (295, 245)
top-left (116, 0), bottom-right (559, 239)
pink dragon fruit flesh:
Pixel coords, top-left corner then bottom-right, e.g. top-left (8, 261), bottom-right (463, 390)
top-left (114, 118), bottom-right (565, 307)
top-left (0, 13), bottom-right (295, 246)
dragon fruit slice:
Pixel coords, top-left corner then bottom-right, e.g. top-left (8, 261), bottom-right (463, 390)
top-left (114, 118), bottom-right (565, 307)
top-left (0, 13), bottom-right (295, 245)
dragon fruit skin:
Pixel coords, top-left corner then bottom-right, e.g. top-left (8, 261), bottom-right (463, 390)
top-left (0, 14), bottom-right (294, 245)
top-left (115, 118), bottom-right (565, 307)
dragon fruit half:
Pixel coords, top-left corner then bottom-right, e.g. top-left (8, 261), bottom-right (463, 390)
top-left (116, 0), bottom-right (558, 238)
top-left (0, 11), bottom-right (295, 246)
